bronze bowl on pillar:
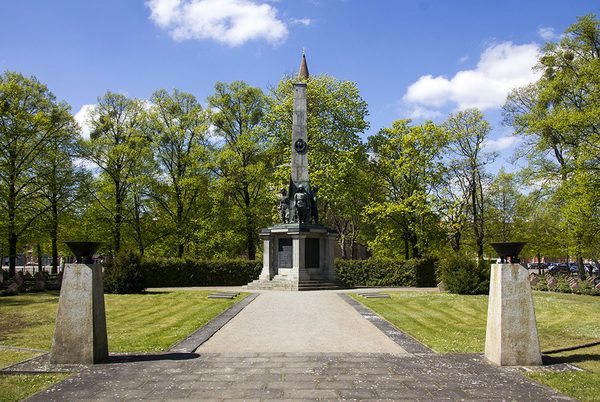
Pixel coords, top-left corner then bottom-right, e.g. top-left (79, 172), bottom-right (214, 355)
top-left (489, 241), bottom-right (527, 264)
top-left (64, 241), bottom-right (104, 264)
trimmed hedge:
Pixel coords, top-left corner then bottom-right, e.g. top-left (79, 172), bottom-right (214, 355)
top-left (141, 257), bottom-right (436, 288)
top-left (103, 250), bottom-right (146, 294)
top-left (335, 258), bottom-right (437, 287)
top-left (143, 257), bottom-right (262, 287)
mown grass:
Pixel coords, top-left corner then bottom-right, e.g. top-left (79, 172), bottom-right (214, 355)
top-left (0, 290), bottom-right (245, 401)
top-left (354, 290), bottom-right (600, 402)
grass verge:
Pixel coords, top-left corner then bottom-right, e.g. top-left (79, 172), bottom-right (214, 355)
top-left (0, 290), bottom-right (246, 401)
top-left (353, 290), bottom-right (600, 402)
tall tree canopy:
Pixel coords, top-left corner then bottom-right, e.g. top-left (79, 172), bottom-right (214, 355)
top-left (80, 92), bottom-right (150, 254)
top-left (0, 71), bottom-right (78, 276)
top-left (443, 109), bottom-right (496, 258)
top-left (206, 81), bottom-right (273, 260)
top-left (364, 119), bottom-right (447, 259)
top-left (503, 14), bottom-right (600, 275)
top-left (142, 89), bottom-right (210, 257)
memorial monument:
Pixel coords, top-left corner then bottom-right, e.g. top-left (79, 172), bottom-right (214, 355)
top-left (484, 242), bottom-right (542, 366)
top-left (50, 241), bottom-right (108, 364)
top-left (246, 54), bottom-right (345, 291)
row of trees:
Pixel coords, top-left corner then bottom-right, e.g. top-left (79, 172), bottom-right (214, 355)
top-left (1, 15), bottom-right (598, 279)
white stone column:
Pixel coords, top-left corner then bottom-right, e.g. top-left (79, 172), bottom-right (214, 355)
top-left (484, 263), bottom-right (542, 366)
top-left (259, 235), bottom-right (274, 281)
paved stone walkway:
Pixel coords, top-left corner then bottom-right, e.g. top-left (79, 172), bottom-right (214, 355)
top-left (8, 289), bottom-right (577, 401)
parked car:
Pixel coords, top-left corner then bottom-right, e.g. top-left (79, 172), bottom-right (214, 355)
top-left (548, 264), bottom-right (569, 274)
top-left (528, 262), bottom-right (547, 270)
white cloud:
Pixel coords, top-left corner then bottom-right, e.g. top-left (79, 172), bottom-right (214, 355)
top-left (538, 26), bottom-right (559, 41)
top-left (146, 0), bottom-right (289, 46)
top-left (74, 104), bottom-right (96, 140)
top-left (484, 136), bottom-right (521, 151)
top-left (402, 42), bottom-right (541, 112)
top-left (290, 18), bottom-right (312, 26)
top-left (405, 105), bottom-right (444, 120)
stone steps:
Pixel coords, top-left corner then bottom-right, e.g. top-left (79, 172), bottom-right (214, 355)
top-left (244, 279), bottom-right (349, 291)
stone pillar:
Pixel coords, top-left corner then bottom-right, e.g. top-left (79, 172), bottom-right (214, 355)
top-left (291, 82), bottom-right (309, 183)
top-left (484, 263), bottom-right (542, 366)
top-left (50, 263), bottom-right (108, 364)
top-left (259, 234), bottom-right (274, 281)
top-left (291, 235), bottom-right (310, 281)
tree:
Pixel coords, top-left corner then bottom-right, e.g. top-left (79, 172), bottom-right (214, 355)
top-left (486, 169), bottom-right (526, 243)
top-left (503, 14), bottom-right (600, 276)
top-left (206, 81), bottom-right (273, 260)
top-left (142, 89), bottom-right (211, 257)
top-left (266, 74), bottom-right (368, 169)
top-left (265, 74), bottom-right (371, 252)
top-left (364, 119), bottom-right (447, 259)
top-left (31, 135), bottom-right (89, 273)
top-left (443, 109), bottom-right (496, 258)
top-left (520, 191), bottom-right (568, 270)
top-left (80, 92), bottom-right (150, 254)
top-left (318, 145), bottom-right (375, 259)
top-left (0, 71), bottom-right (77, 276)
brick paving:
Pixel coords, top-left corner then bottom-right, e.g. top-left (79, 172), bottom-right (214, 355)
top-left (8, 290), bottom-right (578, 401)
top-left (24, 352), bottom-right (574, 401)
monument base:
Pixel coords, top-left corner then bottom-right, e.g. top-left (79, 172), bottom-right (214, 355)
top-left (246, 223), bottom-right (349, 291)
top-left (50, 263), bottom-right (108, 364)
top-left (484, 263), bottom-right (542, 366)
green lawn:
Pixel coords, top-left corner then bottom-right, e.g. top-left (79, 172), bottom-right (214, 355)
top-left (353, 290), bottom-right (600, 402)
top-left (0, 290), bottom-right (245, 401)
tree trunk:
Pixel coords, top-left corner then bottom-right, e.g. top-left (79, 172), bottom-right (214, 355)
top-left (51, 237), bottom-right (58, 274)
top-left (8, 233), bottom-right (17, 277)
top-left (577, 255), bottom-right (586, 280)
top-left (340, 236), bottom-right (348, 260)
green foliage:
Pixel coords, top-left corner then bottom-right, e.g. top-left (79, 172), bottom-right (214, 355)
top-left (80, 91), bottom-right (152, 254)
top-left (143, 257), bottom-right (261, 287)
top-left (206, 81), bottom-right (274, 260)
top-left (335, 258), bottom-right (437, 287)
top-left (442, 109), bottom-right (496, 258)
top-left (364, 119), bottom-right (448, 259)
top-left (503, 14), bottom-right (600, 262)
top-left (141, 89), bottom-right (211, 257)
top-left (437, 254), bottom-right (490, 295)
top-left (0, 71), bottom-right (79, 276)
top-left (103, 250), bottom-right (146, 294)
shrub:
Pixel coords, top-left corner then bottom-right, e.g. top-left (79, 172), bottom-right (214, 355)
top-left (103, 250), bottom-right (146, 294)
top-left (437, 254), bottom-right (490, 295)
top-left (335, 258), bottom-right (438, 287)
top-left (143, 258), bottom-right (262, 287)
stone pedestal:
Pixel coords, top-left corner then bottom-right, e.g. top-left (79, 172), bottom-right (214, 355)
top-left (50, 263), bottom-right (108, 364)
top-left (247, 223), bottom-right (344, 291)
top-left (484, 263), bottom-right (542, 366)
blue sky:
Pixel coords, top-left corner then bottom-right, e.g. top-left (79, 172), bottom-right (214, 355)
top-left (1, 0), bottom-right (598, 172)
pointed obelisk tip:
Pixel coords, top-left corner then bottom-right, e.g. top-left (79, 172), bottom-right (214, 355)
top-left (298, 49), bottom-right (309, 80)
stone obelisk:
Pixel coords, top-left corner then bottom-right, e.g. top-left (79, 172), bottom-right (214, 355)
top-left (246, 53), bottom-right (343, 291)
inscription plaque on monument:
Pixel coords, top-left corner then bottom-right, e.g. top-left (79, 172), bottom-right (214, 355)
top-left (278, 238), bottom-right (293, 268)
